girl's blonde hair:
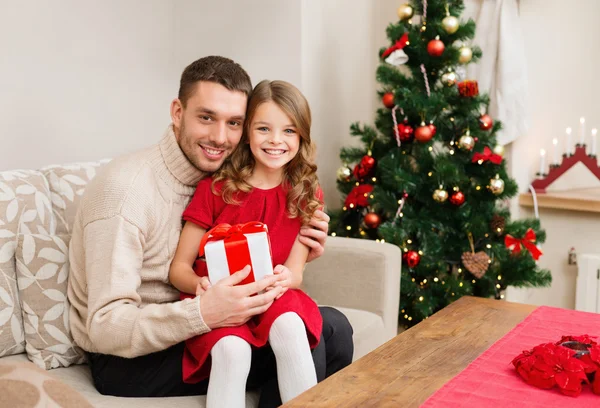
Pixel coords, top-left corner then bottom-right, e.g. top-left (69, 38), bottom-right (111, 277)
top-left (213, 80), bottom-right (320, 224)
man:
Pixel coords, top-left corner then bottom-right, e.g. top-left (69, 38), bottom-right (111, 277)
top-left (67, 56), bottom-right (353, 407)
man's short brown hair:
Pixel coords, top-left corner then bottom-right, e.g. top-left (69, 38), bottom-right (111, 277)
top-left (178, 56), bottom-right (252, 107)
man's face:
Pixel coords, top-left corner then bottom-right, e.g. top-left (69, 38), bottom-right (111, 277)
top-left (171, 81), bottom-right (247, 173)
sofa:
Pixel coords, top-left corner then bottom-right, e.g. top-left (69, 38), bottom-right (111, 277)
top-left (0, 160), bottom-right (401, 407)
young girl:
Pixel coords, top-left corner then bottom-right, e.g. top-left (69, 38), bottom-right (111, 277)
top-left (169, 80), bottom-right (323, 407)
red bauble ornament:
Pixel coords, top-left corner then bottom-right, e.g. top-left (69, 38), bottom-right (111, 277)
top-left (450, 191), bottom-right (465, 206)
top-left (364, 212), bottom-right (381, 229)
top-left (479, 114), bottom-right (493, 131)
top-left (427, 38), bottom-right (445, 57)
top-left (382, 92), bottom-right (395, 109)
top-left (414, 122), bottom-right (434, 143)
top-left (428, 123), bottom-right (437, 137)
top-left (404, 250), bottom-right (421, 268)
top-left (353, 155), bottom-right (376, 180)
top-left (458, 80), bottom-right (479, 97)
top-left (397, 121), bottom-right (414, 143)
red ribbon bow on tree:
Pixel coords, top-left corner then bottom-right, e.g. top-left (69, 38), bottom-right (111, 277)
top-left (382, 33), bottom-right (409, 58)
top-left (504, 228), bottom-right (543, 260)
top-left (472, 147), bottom-right (503, 164)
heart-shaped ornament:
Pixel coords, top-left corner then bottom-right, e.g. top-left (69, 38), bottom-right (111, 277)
top-left (461, 251), bottom-right (490, 278)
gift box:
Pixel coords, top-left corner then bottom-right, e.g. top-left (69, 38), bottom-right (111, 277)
top-left (199, 222), bottom-right (274, 285)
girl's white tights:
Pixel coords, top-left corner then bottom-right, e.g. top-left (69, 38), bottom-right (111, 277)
top-left (207, 335), bottom-right (251, 408)
top-left (206, 312), bottom-right (316, 407)
top-left (269, 312), bottom-right (317, 403)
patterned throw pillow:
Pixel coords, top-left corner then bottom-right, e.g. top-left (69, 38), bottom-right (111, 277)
top-left (41, 160), bottom-right (110, 235)
top-left (0, 361), bottom-right (92, 407)
top-left (0, 170), bottom-right (53, 357)
top-left (15, 233), bottom-right (86, 369)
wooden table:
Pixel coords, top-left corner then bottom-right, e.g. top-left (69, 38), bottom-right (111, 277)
top-left (284, 296), bottom-right (537, 408)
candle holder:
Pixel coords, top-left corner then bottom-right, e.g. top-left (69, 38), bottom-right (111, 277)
top-left (531, 146), bottom-right (600, 193)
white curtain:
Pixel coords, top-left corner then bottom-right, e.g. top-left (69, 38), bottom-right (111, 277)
top-left (463, 0), bottom-right (527, 146)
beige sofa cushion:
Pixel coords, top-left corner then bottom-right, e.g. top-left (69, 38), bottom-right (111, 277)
top-left (41, 160), bottom-right (110, 235)
top-left (0, 169), bottom-right (53, 357)
top-left (15, 233), bottom-right (86, 369)
top-left (0, 358), bottom-right (92, 407)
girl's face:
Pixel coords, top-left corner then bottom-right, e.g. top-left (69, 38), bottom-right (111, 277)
top-left (248, 101), bottom-right (301, 175)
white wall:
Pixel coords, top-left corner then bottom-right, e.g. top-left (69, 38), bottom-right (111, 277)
top-left (504, 0), bottom-right (600, 308)
top-left (174, 0), bottom-right (302, 88)
top-left (301, 0), bottom-right (399, 206)
top-left (0, 0), bottom-right (177, 170)
top-left (0, 0), bottom-right (302, 171)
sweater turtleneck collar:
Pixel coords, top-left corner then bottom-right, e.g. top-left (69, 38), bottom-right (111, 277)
top-left (154, 125), bottom-right (206, 194)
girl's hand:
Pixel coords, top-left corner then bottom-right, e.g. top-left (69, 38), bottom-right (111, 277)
top-left (272, 264), bottom-right (292, 299)
top-left (195, 277), bottom-right (212, 297)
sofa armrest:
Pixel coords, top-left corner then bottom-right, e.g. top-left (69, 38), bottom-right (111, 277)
top-left (302, 236), bottom-right (401, 341)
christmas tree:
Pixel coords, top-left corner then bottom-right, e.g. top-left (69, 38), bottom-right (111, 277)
top-left (330, 0), bottom-right (551, 328)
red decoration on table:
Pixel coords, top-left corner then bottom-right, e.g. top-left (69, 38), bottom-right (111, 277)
top-left (531, 145), bottom-right (600, 193)
top-left (199, 222), bottom-right (273, 286)
top-left (427, 38), bottom-right (445, 57)
top-left (403, 250), bottom-right (421, 268)
top-left (364, 212), bottom-right (381, 229)
top-left (422, 306), bottom-right (600, 407)
top-left (397, 121), bottom-right (414, 143)
top-left (344, 184), bottom-right (374, 208)
top-left (449, 191), bottom-right (465, 206)
top-left (353, 155), bottom-right (376, 180)
top-left (479, 114), bottom-right (493, 130)
top-left (472, 146), bottom-right (503, 164)
top-left (415, 122), bottom-right (434, 143)
top-left (457, 80), bottom-right (479, 97)
top-left (504, 228), bottom-right (543, 261)
top-left (513, 334), bottom-right (600, 397)
top-left (382, 32), bottom-right (409, 58)
top-left (382, 92), bottom-right (395, 108)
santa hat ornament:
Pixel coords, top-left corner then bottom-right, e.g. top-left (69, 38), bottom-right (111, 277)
top-left (382, 33), bottom-right (409, 66)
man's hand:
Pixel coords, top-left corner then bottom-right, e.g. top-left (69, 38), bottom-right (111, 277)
top-left (272, 265), bottom-right (292, 299)
top-left (199, 265), bottom-right (283, 329)
top-left (298, 209), bottom-right (330, 263)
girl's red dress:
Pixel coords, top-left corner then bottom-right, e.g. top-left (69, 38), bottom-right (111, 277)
top-left (180, 177), bottom-right (323, 384)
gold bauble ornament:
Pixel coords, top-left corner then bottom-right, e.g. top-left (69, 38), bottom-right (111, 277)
top-left (458, 46), bottom-right (473, 64)
top-left (458, 131), bottom-right (475, 151)
top-left (441, 70), bottom-right (458, 87)
top-left (433, 186), bottom-right (449, 203)
top-left (397, 4), bottom-right (414, 20)
top-left (492, 144), bottom-right (505, 156)
top-left (442, 15), bottom-right (459, 34)
top-left (489, 175), bottom-right (505, 195)
top-left (336, 165), bottom-right (352, 181)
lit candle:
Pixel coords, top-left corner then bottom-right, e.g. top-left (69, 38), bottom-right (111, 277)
top-left (579, 117), bottom-right (586, 145)
top-left (539, 149), bottom-right (546, 175)
top-left (552, 138), bottom-right (559, 165)
top-left (566, 127), bottom-right (572, 155)
top-left (593, 128), bottom-right (598, 156)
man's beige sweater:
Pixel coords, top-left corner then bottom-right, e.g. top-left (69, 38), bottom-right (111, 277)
top-left (68, 126), bottom-right (210, 358)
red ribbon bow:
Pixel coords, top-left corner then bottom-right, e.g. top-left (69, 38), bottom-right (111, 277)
top-left (199, 222), bottom-right (268, 256)
top-left (505, 228), bottom-right (543, 260)
top-left (382, 33), bottom-right (409, 58)
top-left (472, 146), bottom-right (503, 164)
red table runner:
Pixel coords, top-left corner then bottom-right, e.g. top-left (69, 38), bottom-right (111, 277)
top-left (421, 305), bottom-right (600, 407)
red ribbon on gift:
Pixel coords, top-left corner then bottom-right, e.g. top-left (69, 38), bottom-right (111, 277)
top-left (472, 146), bottom-right (503, 164)
top-left (382, 33), bottom-right (409, 58)
top-left (199, 222), bottom-right (270, 285)
top-left (505, 228), bottom-right (543, 260)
